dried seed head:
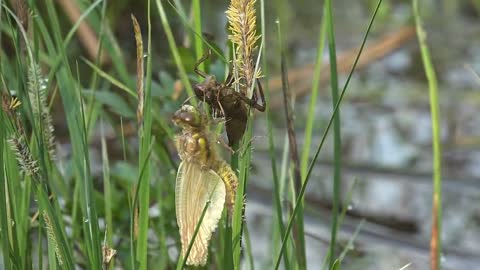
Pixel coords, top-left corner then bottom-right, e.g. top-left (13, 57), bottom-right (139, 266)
top-left (8, 136), bottom-right (39, 176)
top-left (43, 211), bottom-right (64, 266)
top-left (226, 0), bottom-right (261, 91)
top-left (27, 63), bottom-right (56, 160)
top-left (131, 15), bottom-right (145, 128)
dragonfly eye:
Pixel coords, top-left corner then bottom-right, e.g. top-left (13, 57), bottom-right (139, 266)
top-left (173, 105), bottom-right (202, 128)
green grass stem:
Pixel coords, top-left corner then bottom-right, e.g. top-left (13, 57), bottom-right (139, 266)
top-left (100, 120), bottom-right (113, 269)
top-left (300, 4), bottom-right (327, 179)
top-left (412, 1), bottom-right (442, 269)
top-left (325, 0), bottom-right (341, 267)
top-left (192, 0), bottom-right (204, 78)
top-left (135, 1), bottom-right (154, 268)
top-left (176, 201), bottom-right (211, 270)
top-left (0, 108), bottom-right (12, 270)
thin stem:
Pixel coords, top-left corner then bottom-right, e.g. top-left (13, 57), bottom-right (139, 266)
top-left (412, 1), bottom-right (442, 269)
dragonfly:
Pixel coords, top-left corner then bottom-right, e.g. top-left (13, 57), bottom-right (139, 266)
top-left (173, 104), bottom-right (238, 266)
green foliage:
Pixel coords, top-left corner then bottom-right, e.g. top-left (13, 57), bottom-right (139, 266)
top-left (0, 0), bottom-right (440, 269)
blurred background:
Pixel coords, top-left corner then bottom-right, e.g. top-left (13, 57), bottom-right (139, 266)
top-left (3, 0), bottom-right (480, 269)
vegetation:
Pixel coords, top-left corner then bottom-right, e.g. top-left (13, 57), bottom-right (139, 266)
top-left (0, 0), bottom-right (448, 269)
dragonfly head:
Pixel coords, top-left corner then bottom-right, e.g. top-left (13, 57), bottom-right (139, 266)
top-left (193, 75), bottom-right (217, 101)
top-left (173, 104), bottom-right (203, 130)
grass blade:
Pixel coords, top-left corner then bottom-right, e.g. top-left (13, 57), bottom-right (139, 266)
top-left (155, 0), bottom-right (196, 102)
top-left (166, 0), bottom-right (227, 63)
top-left (325, 0), bottom-right (341, 267)
top-left (100, 120), bottom-right (114, 269)
top-left (192, 0), bottom-right (204, 77)
top-left (176, 201), bottom-right (211, 270)
top-left (412, 1), bottom-right (442, 269)
top-left (300, 4), bottom-right (327, 179)
top-left (132, 3), bottom-right (154, 268)
top-left (82, 58), bottom-right (136, 98)
top-left (243, 224), bottom-right (255, 270)
top-left (130, 140), bottom-right (155, 268)
top-left (232, 121), bottom-right (253, 268)
top-left (0, 108), bottom-right (12, 270)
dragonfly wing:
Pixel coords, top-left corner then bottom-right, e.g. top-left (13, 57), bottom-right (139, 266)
top-left (175, 161), bottom-right (226, 266)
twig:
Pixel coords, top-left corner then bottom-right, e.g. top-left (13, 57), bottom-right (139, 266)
top-left (269, 26), bottom-right (416, 108)
top-left (56, 0), bottom-right (109, 63)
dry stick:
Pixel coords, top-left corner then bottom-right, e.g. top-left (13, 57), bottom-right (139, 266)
top-left (280, 46), bottom-right (306, 267)
top-left (9, 0), bottom-right (28, 38)
top-left (10, 0), bottom-right (28, 26)
top-left (131, 14), bottom-right (144, 242)
top-left (269, 26), bottom-right (416, 108)
top-left (56, 0), bottom-right (109, 64)
top-left (132, 15), bottom-right (144, 129)
top-left (9, 0), bottom-right (29, 64)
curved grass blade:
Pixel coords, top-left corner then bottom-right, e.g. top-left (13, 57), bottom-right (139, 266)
top-left (338, 220), bottom-right (364, 262)
top-left (331, 259), bottom-right (340, 270)
top-left (155, 0), bottom-right (196, 102)
top-left (166, 0), bottom-right (228, 64)
top-left (82, 58), bottom-right (136, 97)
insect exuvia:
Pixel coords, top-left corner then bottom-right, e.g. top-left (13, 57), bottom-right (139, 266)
top-left (192, 50), bottom-right (266, 146)
top-left (173, 104), bottom-right (238, 266)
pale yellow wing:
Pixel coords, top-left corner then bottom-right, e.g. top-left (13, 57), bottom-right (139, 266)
top-left (175, 161), bottom-right (226, 266)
